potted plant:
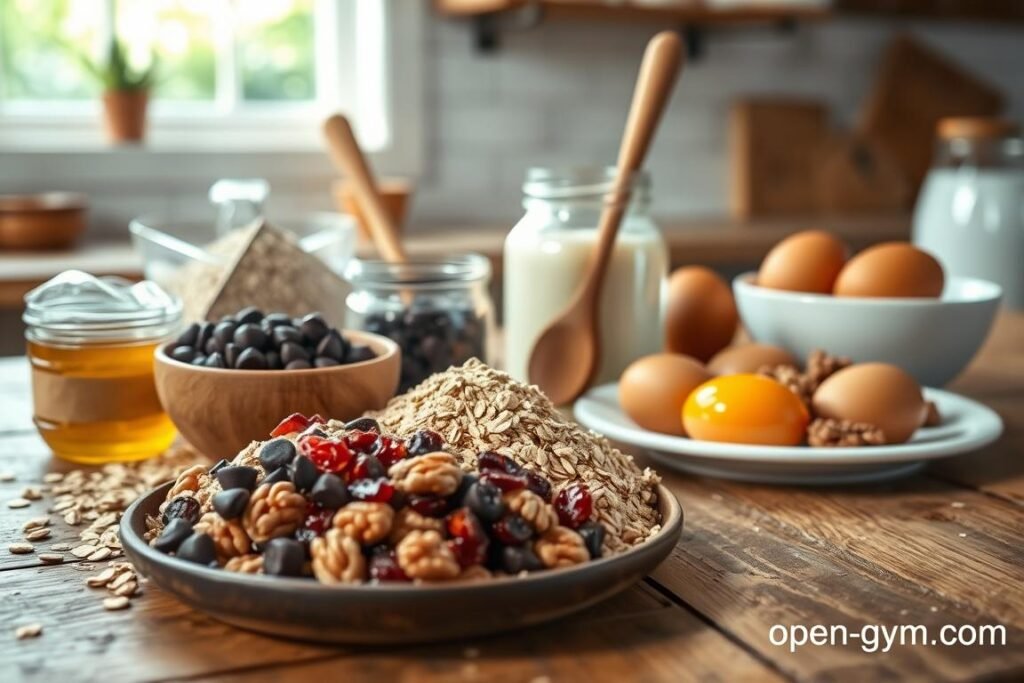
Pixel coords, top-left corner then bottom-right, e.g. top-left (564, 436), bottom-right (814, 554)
top-left (81, 38), bottom-right (156, 144)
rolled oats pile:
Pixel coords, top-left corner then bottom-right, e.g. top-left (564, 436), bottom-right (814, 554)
top-left (365, 359), bottom-right (662, 553)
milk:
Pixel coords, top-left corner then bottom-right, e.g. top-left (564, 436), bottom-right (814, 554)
top-left (503, 226), bottom-right (667, 386)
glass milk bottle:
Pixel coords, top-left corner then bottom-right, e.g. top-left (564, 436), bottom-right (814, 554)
top-left (914, 118), bottom-right (1024, 309)
top-left (503, 167), bottom-right (668, 387)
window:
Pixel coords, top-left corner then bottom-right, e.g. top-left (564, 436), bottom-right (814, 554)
top-left (0, 0), bottom-right (405, 154)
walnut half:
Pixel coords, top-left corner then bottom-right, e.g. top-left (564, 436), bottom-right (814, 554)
top-left (332, 501), bottom-right (394, 545)
top-left (807, 417), bottom-right (885, 447)
top-left (534, 526), bottom-right (589, 568)
top-left (242, 481), bottom-right (306, 544)
top-left (504, 489), bottom-right (558, 534)
top-left (395, 530), bottom-right (460, 581)
top-left (388, 452), bottom-right (463, 497)
top-left (311, 529), bottom-right (365, 584)
top-left (194, 512), bottom-right (252, 563)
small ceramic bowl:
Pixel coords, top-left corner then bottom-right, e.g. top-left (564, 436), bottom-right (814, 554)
top-left (734, 273), bottom-right (1002, 387)
top-left (0, 192), bottom-right (87, 250)
top-left (154, 330), bottom-right (400, 459)
top-left (121, 481), bottom-right (682, 644)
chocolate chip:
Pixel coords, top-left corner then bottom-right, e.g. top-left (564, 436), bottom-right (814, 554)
top-left (204, 336), bottom-right (222, 355)
top-left (208, 459), bottom-right (230, 475)
top-left (263, 312), bottom-right (292, 329)
top-left (213, 320), bottom-right (237, 347)
top-left (233, 323), bottom-right (267, 351)
top-left (236, 306), bottom-right (264, 325)
top-left (259, 438), bottom-right (297, 471)
top-left (266, 350), bottom-right (282, 370)
top-left (314, 357), bottom-right (339, 368)
top-left (263, 538), bottom-right (305, 576)
top-left (204, 352), bottom-right (225, 368)
top-left (316, 330), bottom-right (347, 361)
top-left (196, 322), bottom-right (215, 351)
top-left (577, 521), bottom-right (605, 559)
top-left (175, 323), bottom-right (199, 348)
top-left (272, 326), bottom-right (302, 347)
top-left (154, 518), bottom-right (193, 554)
top-left (279, 341), bottom-right (309, 365)
top-left (216, 465), bottom-right (259, 492)
top-left (224, 343), bottom-right (240, 369)
top-left (191, 354), bottom-right (207, 366)
top-left (175, 533), bottom-right (217, 565)
top-left (346, 345), bottom-right (375, 363)
top-left (501, 545), bottom-right (544, 573)
top-left (163, 495), bottom-right (202, 525)
top-left (236, 348), bottom-right (268, 370)
top-left (345, 417), bottom-right (380, 433)
top-left (310, 473), bottom-right (350, 508)
top-left (262, 466), bottom-right (290, 485)
top-left (212, 488), bottom-right (250, 520)
top-left (299, 313), bottom-right (329, 345)
top-left (171, 346), bottom-right (196, 364)
top-left (289, 455), bottom-right (318, 492)
top-left (284, 359), bottom-right (311, 371)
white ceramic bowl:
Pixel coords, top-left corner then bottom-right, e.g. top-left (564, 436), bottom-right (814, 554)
top-left (734, 273), bottom-right (1002, 386)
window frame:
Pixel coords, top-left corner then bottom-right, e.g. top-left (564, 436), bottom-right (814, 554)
top-left (0, 0), bottom-right (422, 176)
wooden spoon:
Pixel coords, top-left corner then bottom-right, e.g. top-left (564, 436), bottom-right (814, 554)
top-left (322, 114), bottom-right (407, 263)
top-left (527, 31), bottom-right (684, 405)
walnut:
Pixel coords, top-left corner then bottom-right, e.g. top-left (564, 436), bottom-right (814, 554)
top-left (923, 400), bottom-right (942, 427)
top-left (807, 418), bottom-right (885, 447)
top-left (534, 526), bottom-right (589, 568)
top-left (224, 554), bottom-right (263, 574)
top-left (310, 529), bottom-right (366, 584)
top-left (168, 465), bottom-right (207, 498)
top-left (194, 512), bottom-right (252, 562)
top-left (758, 364), bottom-right (814, 409)
top-left (332, 502), bottom-right (394, 545)
top-left (395, 530), bottom-right (460, 581)
top-left (389, 507), bottom-right (444, 545)
top-left (242, 481), bottom-right (306, 543)
top-left (805, 349), bottom-right (851, 389)
top-left (459, 565), bottom-right (492, 581)
top-left (504, 489), bottom-right (558, 533)
top-left (388, 452), bottom-right (463, 496)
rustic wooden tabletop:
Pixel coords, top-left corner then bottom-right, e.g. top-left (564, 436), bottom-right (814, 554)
top-left (1, 314), bottom-right (1022, 683)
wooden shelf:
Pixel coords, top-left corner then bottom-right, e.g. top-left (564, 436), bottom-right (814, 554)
top-left (437, 0), bottom-right (830, 23)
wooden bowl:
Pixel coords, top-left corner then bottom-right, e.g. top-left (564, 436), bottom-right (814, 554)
top-left (154, 330), bottom-right (400, 459)
top-left (121, 481), bottom-right (682, 644)
top-left (0, 192), bottom-right (87, 250)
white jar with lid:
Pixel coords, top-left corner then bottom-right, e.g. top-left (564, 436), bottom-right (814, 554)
top-left (503, 167), bottom-right (668, 386)
top-left (913, 117), bottom-right (1024, 309)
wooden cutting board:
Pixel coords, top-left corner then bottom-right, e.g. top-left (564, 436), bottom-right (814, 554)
top-left (858, 34), bottom-right (1004, 194)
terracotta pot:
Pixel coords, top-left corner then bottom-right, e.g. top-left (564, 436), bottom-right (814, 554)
top-left (102, 90), bottom-right (149, 143)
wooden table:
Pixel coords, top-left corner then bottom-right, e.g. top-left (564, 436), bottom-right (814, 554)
top-left (1, 314), bottom-right (1022, 682)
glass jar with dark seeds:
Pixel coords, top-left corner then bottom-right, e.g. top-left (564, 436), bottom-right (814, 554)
top-left (344, 254), bottom-right (494, 392)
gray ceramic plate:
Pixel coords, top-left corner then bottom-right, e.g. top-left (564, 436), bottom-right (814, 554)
top-left (121, 482), bottom-right (683, 644)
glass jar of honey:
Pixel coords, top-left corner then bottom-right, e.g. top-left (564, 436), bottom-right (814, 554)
top-left (23, 270), bottom-right (182, 464)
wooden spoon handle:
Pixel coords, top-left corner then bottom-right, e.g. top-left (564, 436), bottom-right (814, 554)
top-left (322, 114), bottom-right (408, 263)
top-left (582, 31), bottom-right (684, 305)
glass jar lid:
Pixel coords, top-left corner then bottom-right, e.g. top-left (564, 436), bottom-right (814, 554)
top-left (24, 270), bottom-right (182, 344)
top-left (344, 253), bottom-right (491, 291)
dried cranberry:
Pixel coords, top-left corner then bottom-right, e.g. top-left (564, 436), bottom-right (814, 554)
top-left (446, 508), bottom-right (488, 568)
top-left (299, 435), bottom-right (353, 474)
top-left (523, 469), bottom-right (552, 502)
top-left (477, 451), bottom-right (522, 475)
top-left (344, 430), bottom-right (378, 454)
top-left (407, 495), bottom-right (449, 518)
top-left (162, 495), bottom-right (201, 525)
top-left (490, 514), bottom-right (533, 546)
top-left (348, 477), bottom-right (395, 503)
top-left (371, 435), bottom-right (408, 468)
top-left (345, 417), bottom-right (380, 433)
top-left (294, 503), bottom-right (334, 548)
top-left (479, 470), bottom-right (528, 493)
top-left (349, 453), bottom-right (386, 482)
top-left (368, 549), bottom-right (410, 582)
top-left (406, 429), bottom-right (444, 457)
top-left (555, 482), bottom-right (593, 529)
top-left (270, 412), bottom-right (313, 437)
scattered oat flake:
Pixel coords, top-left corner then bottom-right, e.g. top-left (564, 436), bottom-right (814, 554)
top-left (87, 547), bottom-right (113, 562)
top-left (930, 606), bottom-right (938, 613)
top-left (958, 533), bottom-right (967, 538)
top-left (103, 596), bottom-right (130, 611)
top-left (21, 487), bottom-right (43, 501)
top-left (38, 554), bottom-right (64, 565)
top-left (8, 543), bottom-right (34, 554)
top-left (710, 493), bottom-right (723, 502)
top-left (42, 473), bottom-right (64, 483)
top-left (15, 624), bottom-right (42, 640)
top-left (24, 528), bottom-right (51, 542)
top-left (70, 545), bottom-right (99, 558)
top-left (951, 502), bottom-right (966, 509)
top-left (49, 543), bottom-right (71, 552)
top-left (86, 568), bottom-right (117, 587)
top-left (22, 517), bottom-right (50, 531)
top-left (7, 498), bottom-right (31, 509)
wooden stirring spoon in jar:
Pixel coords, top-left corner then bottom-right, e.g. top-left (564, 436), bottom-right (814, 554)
top-left (527, 31), bottom-right (684, 405)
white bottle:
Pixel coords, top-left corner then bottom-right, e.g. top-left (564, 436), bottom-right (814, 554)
top-left (914, 118), bottom-right (1024, 309)
top-left (503, 167), bottom-right (668, 388)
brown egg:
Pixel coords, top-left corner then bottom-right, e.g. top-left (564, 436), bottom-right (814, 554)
top-left (665, 266), bottom-right (738, 362)
top-left (707, 343), bottom-right (799, 376)
top-left (620, 354), bottom-right (711, 436)
top-left (812, 363), bottom-right (925, 444)
top-left (757, 230), bottom-right (848, 294)
top-left (833, 242), bottom-right (944, 298)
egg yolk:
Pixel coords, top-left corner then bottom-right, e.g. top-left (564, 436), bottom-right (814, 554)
top-left (683, 374), bottom-right (809, 446)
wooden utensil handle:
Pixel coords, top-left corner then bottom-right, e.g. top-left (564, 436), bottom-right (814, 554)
top-left (322, 114), bottom-right (408, 263)
top-left (582, 31), bottom-right (684, 305)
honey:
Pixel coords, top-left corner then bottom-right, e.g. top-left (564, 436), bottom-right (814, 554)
top-left (24, 271), bottom-right (182, 464)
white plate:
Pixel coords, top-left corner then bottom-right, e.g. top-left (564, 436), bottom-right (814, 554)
top-left (574, 383), bottom-right (1003, 485)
